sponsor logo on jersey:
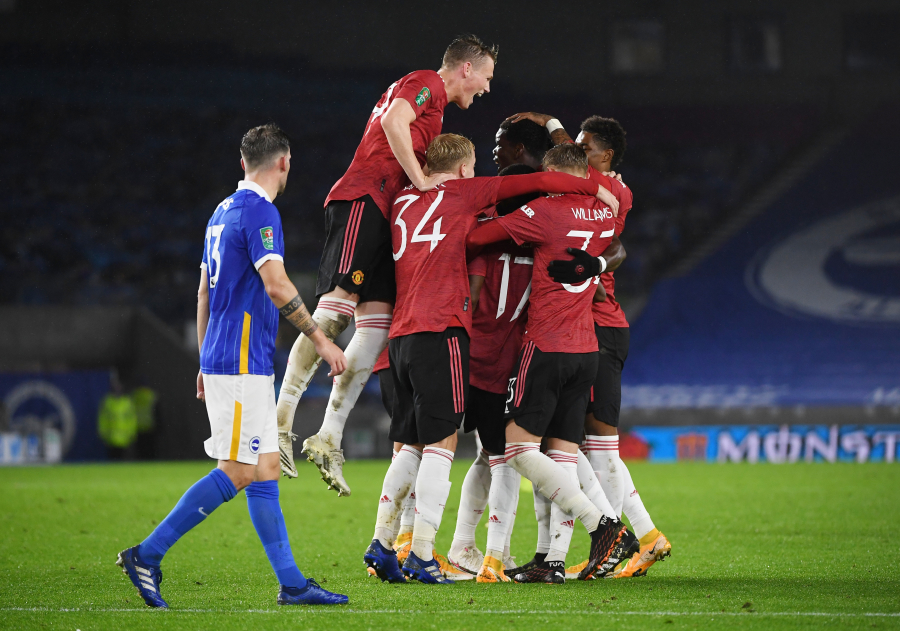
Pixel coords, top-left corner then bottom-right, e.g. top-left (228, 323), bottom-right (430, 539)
top-left (260, 227), bottom-right (274, 250)
top-left (520, 205), bottom-right (535, 218)
top-left (249, 436), bottom-right (260, 454)
top-left (351, 270), bottom-right (365, 285)
top-left (415, 86), bottom-right (431, 107)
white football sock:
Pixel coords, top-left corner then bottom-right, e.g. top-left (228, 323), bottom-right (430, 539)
top-left (533, 481), bottom-right (552, 555)
top-left (503, 506), bottom-right (517, 559)
top-left (504, 443), bottom-right (602, 533)
top-left (411, 447), bottom-right (454, 561)
top-left (545, 450), bottom-right (578, 563)
top-left (276, 298), bottom-right (355, 432)
top-left (389, 450), bottom-right (401, 537)
top-left (398, 489), bottom-right (416, 537)
top-left (584, 434), bottom-right (624, 517)
top-left (451, 450), bottom-right (490, 549)
top-left (318, 313), bottom-right (391, 447)
top-left (485, 455), bottom-right (519, 558)
top-left (620, 458), bottom-right (655, 539)
top-left (373, 445), bottom-right (421, 548)
top-left (576, 449), bottom-right (617, 519)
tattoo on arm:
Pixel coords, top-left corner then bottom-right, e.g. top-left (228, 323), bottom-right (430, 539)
top-left (550, 128), bottom-right (574, 146)
top-left (279, 294), bottom-right (319, 337)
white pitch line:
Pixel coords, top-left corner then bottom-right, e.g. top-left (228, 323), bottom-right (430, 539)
top-left (2, 607), bottom-right (899, 617)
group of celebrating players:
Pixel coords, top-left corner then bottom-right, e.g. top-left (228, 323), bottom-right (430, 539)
top-left (117, 34), bottom-right (670, 609)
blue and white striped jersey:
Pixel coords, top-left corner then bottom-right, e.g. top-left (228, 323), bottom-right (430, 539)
top-left (200, 181), bottom-right (284, 376)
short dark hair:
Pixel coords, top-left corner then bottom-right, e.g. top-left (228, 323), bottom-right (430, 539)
top-left (579, 116), bottom-right (627, 169)
top-left (542, 144), bottom-right (589, 175)
top-left (496, 164), bottom-right (538, 216)
top-left (240, 123), bottom-right (290, 170)
top-left (442, 34), bottom-right (499, 69)
top-left (498, 119), bottom-right (553, 162)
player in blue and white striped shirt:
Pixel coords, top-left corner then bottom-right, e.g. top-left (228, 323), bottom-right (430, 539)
top-left (117, 124), bottom-right (349, 607)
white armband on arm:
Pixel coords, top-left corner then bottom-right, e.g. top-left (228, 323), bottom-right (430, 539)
top-left (545, 118), bottom-right (564, 134)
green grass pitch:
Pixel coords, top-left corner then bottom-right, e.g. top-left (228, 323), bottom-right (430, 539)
top-left (1, 459), bottom-right (898, 630)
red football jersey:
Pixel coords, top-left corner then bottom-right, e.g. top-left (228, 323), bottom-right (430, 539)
top-left (373, 346), bottom-right (390, 373)
top-left (326, 70), bottom-right (448, 216)
top-left (588, 167), bottom-right (633, 328)
top-left (389, 178), bottom-right (504, 339)
top-left (468, 240), bottom-right (534, 394)
top-left (497, 193), bottom-right (616, 354)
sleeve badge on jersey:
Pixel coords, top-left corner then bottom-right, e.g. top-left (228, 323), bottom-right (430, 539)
top-left (415, 86), bottom-right (431, 107)
top-left (520, 205), bottom-right (535, 218)
top-left (260, 227), bottom-right (274, 250)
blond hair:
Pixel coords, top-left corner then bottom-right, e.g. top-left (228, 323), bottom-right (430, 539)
top-left (542, 143), bottom-right (589, 176)
top-left (426, 133), bottom-right (475, 173)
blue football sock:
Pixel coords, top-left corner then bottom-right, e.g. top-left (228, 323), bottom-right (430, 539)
top-left (138, 468), bottom-right (237, 566)
top-left (246, 480), bottom-right (307, 589)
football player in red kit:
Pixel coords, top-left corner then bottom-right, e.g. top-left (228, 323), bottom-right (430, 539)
top-left (363, 134), bottom-right (617, 585)
top-left (466, 144), bottom-right (631, 584)
top-left (277, 36), bottom-right (498, 495)
top-left (513, 112), bottom-right (671, 577)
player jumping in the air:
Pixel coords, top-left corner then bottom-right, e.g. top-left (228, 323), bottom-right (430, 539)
top-left (512, 112), bottom-right (672, 577)
top-left (363, 134), bottom-right (618, 585)
top-left (116, 125), bottom-right (349, 607)
top-left (276, 36), bottom-right (498, 496)
top-left (466, 144), bottom-right (631, 584)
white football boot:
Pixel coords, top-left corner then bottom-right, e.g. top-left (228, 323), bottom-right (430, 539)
top-left (278, 430), bottom-right (299, 479)
top-left (447, 541), bottom-right (484, 576)
top-left (301, 433), bottom-right (350, 496)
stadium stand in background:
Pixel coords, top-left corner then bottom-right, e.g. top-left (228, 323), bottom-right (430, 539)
top-left (0, 46), bottom-right (819, 326)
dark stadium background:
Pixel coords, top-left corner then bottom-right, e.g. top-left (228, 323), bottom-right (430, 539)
top-left (0, 0), bottom-right (898, 464)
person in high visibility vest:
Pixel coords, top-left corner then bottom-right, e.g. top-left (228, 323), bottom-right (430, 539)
top-left (98, 374), bottom-right (138, 459)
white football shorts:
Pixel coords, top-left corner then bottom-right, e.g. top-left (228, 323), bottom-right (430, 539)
top-left (202, 373), bottom-right (278, 465)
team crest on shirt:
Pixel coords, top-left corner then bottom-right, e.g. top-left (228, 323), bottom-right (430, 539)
top-left (415, 87), bottom-right (431, 107)
top-left (260, 227), bottom-right (274, 250)
top-left (351, 270), bottom-right (365, 285)
top-left (249, 436), bottom-right (260, 454)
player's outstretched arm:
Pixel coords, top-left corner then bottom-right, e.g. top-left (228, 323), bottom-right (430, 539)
top-left (196, 267), bottom-right (210, 401)
top-left (381, 98), bottom-right (452, 191)
top-left (505, 112), bottom-right (573, 146)
top-left (258, 260), bottom-right (347, 377)
top-left (494, 172), bottom-right (618, 216)
top-left (466, 220), bottom-right (513, 257)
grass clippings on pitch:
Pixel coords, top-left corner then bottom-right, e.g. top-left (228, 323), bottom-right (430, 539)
top-left (1, 459), bottom-right (898, 630)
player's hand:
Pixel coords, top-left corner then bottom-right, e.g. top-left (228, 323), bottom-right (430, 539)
top-left (603, 170), bottom-right (625, 184)
top-left (548, 248), bottom-right (601, 284)
top-left (315, 338), bottom-right (348, 377)
top-left (505, 112), bottom-right (554, 126)
top-left (418, 171), bottom-right (454, 191)
top-left (196, 370), bottom-right (205, 402)
top-left (595, 186), bottom-right (620, 217)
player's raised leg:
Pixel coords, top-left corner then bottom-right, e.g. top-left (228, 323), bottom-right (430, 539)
top-left (276, 293), bottom-right (354, 478)
top-left (302, 298), bottom-right (392, 495)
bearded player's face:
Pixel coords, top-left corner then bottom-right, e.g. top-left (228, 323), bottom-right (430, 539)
top-left (278, 150), bottom-right (291, 195)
